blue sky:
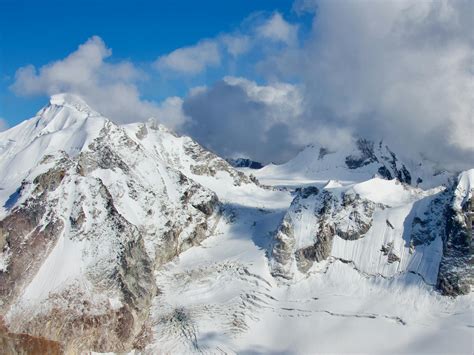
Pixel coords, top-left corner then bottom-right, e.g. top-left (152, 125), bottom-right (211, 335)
top-left (0, 0), bottom-right (298, 126)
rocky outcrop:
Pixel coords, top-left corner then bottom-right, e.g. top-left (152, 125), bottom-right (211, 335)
top-left (0, 161), bottom-right (69, 311)
top-left (406, 170), bottom-right (473, 296)
top-left (436, 171), bottom-right (473, 296)
top-left (0, 317), bottom-right (63, 355)
top-left (345, 139), bottom-right (412, 184)
top-left (380, 242), bottom-right (401, 263)
top-left (271, 186), bottom-right (376, 279)
top-left (184, 140), bottom-right (254, 187)
top-left (226, 158), bottom-right (263, 169)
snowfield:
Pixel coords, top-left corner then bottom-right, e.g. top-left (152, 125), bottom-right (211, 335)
top-left (150, 196), bottom-right (473, 354)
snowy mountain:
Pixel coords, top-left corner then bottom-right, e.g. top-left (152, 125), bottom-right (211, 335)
top-left (252, 138), bottom-right (454, 189)
top-left (0, 94), bottom-right (472, 353)
top-left (0, 94), bottom-right (230, 352)
top-left (270, 173), bottom-right (473, 296)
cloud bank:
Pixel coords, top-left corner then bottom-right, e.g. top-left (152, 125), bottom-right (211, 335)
top-left (183, 77), bottom-right (303, 163)
top-left (180, 0), bottom-right (473, 168)
top-left (285, 0), bottom-right (473, 168)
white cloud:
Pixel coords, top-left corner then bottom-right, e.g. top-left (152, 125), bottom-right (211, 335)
top-left (180, 2), bottom-right (472, 168)
top-left (153, 12), bottom-right (298, 76)
top-left (153, 40), bottom-right (220, 75)
top-left (182, 77), bottom-right (304, 163)
top-left (10, 36), bottom-right (187, 126)
top-left (256, 13), bottom-right (298, 45)
top-left (266, 0), bottom-right (474, 169)
top-left (11, 36), bottom-right (120, 95)
top-left (223, 76), bottom-right (303, 125)
top-left (11, 3), bottom-right (469, 170)
top-left (149, 96), bottom-right (189, 130)
top-left (221, 34), bottom-right (251, 57)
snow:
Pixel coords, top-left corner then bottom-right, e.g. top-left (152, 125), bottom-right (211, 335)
top-left (145, 164), bottom-right (472, 353)
top-left (149, 195), bottom-right (473, 354)
top-left (0, 94), bottom-right (472, 354)
top-left (13, 175), bottom-right (124, 306)
top-left (330, 203), bottom-right (443, 284)
top-left (0, 96), bottom-right (105, 218)
top-left (348, 178), bottom-right (417, 206)
top-left (454, 168), bottom-right (474, 208)
top-left (122, 121), bottom-right (293, 209)
top-left (249, 140), bottom-right (456, 190)
top-left (0, 245), bottom-right (11, 272)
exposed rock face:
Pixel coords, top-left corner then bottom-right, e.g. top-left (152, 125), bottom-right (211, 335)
top-left (345, 139), bottom-right (412, 184)
top-left (410, 192), bottom-right (447, 247)
top-left (226, 158), bottom-right (264, 169)
top-left (380, 242), bottom-right (401, 263)
top-left (0, 160), bottom-right (70, 310)
top-left (436, 171), bottom-right (473, 296)
top-left (270, 170), bottom-right (474, 296)
top-left (406, 170), bottom-right (473, 296)
top-left (184, 139), bottom-right (254, 187)
top-left (0, 98), bottom-right (222, 353)
top-left (127, 122), bottom-right (259, 189)
top-left (271, 170), bottom-right (473, 297)
top-left (270, 186), bottom-right (376, 279)
top-left (0, 317), bottom-right (63, 355)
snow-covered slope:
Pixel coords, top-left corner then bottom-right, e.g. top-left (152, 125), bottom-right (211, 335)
top-left (252, 138), bottom-right (454, 189)
top-left (269, 170), bottom-right (473, 294)
top-left (270, 179), bottom-right (441, 282)
top-left (0, 95), bottom-right (229, 352)
top-left (0, 94), bottom-right (106, 219)
top-left (145, 171), bottom-right (473, 354)
top-left (123, 121), bottom-right (289, 208)
top-left (0, 94), bottom-right (472, 354)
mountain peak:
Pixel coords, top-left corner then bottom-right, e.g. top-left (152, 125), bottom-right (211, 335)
top-left (47, 93), bottom-right (98, 116)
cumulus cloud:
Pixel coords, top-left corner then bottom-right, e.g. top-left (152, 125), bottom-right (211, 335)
top-left (182, 77), bottom-right (303, 163)
top-left (154, 40), bottom-right (221, 75)
top-left (150, 96), bottom-right (189, 130)
top-left (221, 34), bottom-right (251, 57)
top-left (256, 12), bottom-right (298, 45)
top-left (179, 1), bottom-right (472, 168)
top-left (154, 12), bottom-right (297, 76)
top-left (10, 36), bottom-right (187, 126)
top-left (263, 0), bottom-right (473, 169)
